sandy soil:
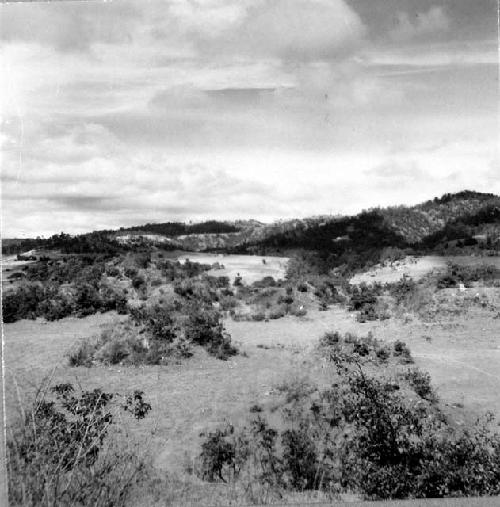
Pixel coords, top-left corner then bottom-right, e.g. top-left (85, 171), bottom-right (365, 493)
top-left (177, 252), bottom-right (289, 284)
top-left (351, 255), bottom-right (500, 285)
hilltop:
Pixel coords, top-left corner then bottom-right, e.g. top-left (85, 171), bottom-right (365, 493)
top-left (3, 191), bottom-right (499, 260)
top-left (382, 190), bottom-right (500, 243)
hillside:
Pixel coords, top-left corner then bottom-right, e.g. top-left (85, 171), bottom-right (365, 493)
top-left (114, 191), bottom-right (500, 254)
top-left (3, 191), bottom-right (499, 258)
top-left (3, 190), bottom-right (500, 506)
top-left (381, 191), bottom-right (500, 244)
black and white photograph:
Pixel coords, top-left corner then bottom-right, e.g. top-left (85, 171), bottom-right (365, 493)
top-left (1, 0), bottom-right (499, 505)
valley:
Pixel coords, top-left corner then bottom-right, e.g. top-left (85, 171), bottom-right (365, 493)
top-left (3, 191), bottom-right (500, 506)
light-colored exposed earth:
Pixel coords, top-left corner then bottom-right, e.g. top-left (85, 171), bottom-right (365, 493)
top-left (351, 255), bottom-right (500, 284)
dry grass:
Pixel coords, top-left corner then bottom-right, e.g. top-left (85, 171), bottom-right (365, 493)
top-left (3, 252), bottom-right (500, 505)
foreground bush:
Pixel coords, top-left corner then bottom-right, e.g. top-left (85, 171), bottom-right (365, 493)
top-left (194, 336), bottom-right (500, 501)
top-left (7, 382), bottom-right (151, 507)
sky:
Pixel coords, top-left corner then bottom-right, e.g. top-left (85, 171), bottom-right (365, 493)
top-left (1, 0), bottom-right (498, 237)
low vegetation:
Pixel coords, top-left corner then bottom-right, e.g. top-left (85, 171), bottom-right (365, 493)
top-left (193, 333), bottom-right (500, 502)
top-left (4, 191), bottom-right (500, 505)
top-left (7, 382), bottom-right (152, 507)
top-left (68, 294), bottom-right (238, 366)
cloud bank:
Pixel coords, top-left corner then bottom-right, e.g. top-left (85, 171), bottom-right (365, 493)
top-left (0, 0), bottom-right (498, 236)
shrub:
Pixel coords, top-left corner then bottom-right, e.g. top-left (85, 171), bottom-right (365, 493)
top-left (195, 423), bottom-right (243, 483)
top-left (67, 340), bottom-right (96, 367)
top-left (348, 283), bottom-right (388, 322)
top-left (437, 263), bottom-right (500, 289)
top-left (313, 279), bottom-right (345, 305)
top-left (74, 282), bottom-right (103, 317)
top-left (387, 275), bottom-right (417, 305)
top-left (184, 304), bottom-right (238, 360)
top-left (99, 284), bottom-right (128, 313)
top-left (281, 426), bottom-right (319, 490)
top-left (319, 301), bottom-right (329, 311)
top-left (7, 383), bottom-right (151, 507)
top-left (319, 331), bottom-right (341, 347)
top-left (403, 368), bottom-right (436, 401)
top-left (132, 274), bottom-right (146, 290)
top-left (105, 264), bottom-right (121, 277)
top-left (376, 346), bottom-right (390, 362)
top-left (252, 276), bottom-right (277, 289)
top-left (268, 305), bottom-right (286, 320)
top-left (278, 294), bottom-right (294, 305)
top-left (195, 360), bottom-right (500, 501)
top-left (95, 337), bottom-right (131, 365)
top-left (289, 305), bottom-right (307, 318)
top-left (393, 340), bottom-right (414, 364)
top-left (2, 283), bottom-right (46, 322)
top-left (353, 341), bottom-right (370, 357)
top-left (251, 312), bottom-right (266, 322)
top-left (36, 296), bottom-right (74, 321)
top-left (124, 266), bottom-right (138, 278)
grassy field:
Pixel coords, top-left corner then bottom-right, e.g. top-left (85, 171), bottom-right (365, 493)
top-left (5, 303), bottom-right (500, 461)
top-left (3, 252), bottom-right (500, 505)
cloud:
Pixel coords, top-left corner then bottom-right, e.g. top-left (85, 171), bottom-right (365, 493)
top-left (167, 0), bottom-right (248, 37)
top-left (1, 1), bottom-right (498, 237)
top-left (240, 0), bottom-right (366, 61)
top-left (0, 1), bottom-right (139, 52)
top-left (161, 0), bottom-right (366, 61)
top-left (360, 40), bottom-right (497, 68)
top-left (369, 161), bottom-right (430, 181)
top-left (1, 0), bottom-right (365, 62)
top-left (390, 6), bottom-right (450, 42)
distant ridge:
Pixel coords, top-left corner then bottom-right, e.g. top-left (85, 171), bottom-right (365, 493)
top-left (2, 191), bottom-right (499, 256)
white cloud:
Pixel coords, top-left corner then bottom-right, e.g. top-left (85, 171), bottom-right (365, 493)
top-left (390, 6), bottom-right (450, 42)
top-left (0, 1), bottom-right (498, 237)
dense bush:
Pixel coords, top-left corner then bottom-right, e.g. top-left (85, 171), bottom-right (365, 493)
top-left (437, 263), bottom-right (500, 289)
top-left (403, 368), bottom-right (436, 401)
top-left (184, 303), bottom-right (238, 360)
top-left (3, 255), bottom-right (128, 323)
top-left (70, 298), bottom-right (238, 366)
top-left (312, 278), bottom-right (346, 306)
top-left (252, 276), bottom-right (278, 289)
top-left (2, 283), bottom-right (49, 323)
top-left (387, 275), bottom-right (417, 304)
top-left (119, 220), bottom-right (240, 237)
top-left (268, 305), bottom-right (287, 320)
top-left (195, 341), bottom-right (500, 501)
top-left (393, 340), bottom-right (414, 364)
top-left (7, 382), bottom-right (151, 506)
top-left (347, 283), bottom-right (388, 322)
top-left (131, 274), bottom-right (146, 290)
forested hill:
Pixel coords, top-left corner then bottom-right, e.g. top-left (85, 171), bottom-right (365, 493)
top-left (117, 220), bottom-right (243, 237)
top-left (3, 191), bottom-right (499, 256)
top-left (380, 191), bottom-right (500, 244)
top-left (242, 190), bottom-right (500, 257)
